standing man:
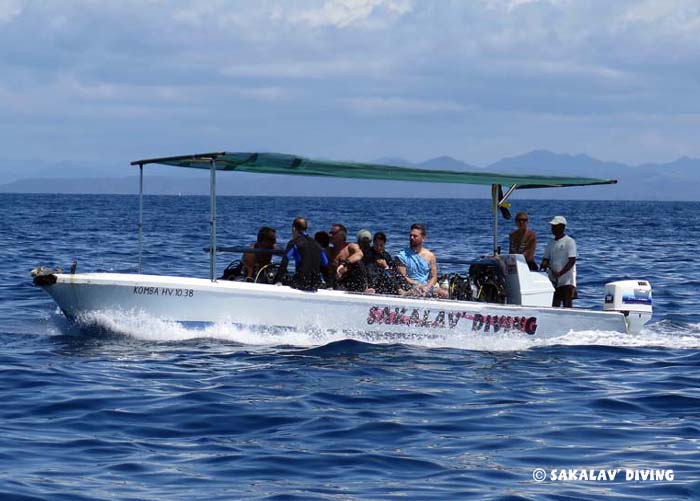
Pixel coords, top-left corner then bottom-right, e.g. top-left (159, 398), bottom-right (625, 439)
top-left (274, 217), bottom-right (327, 291)
top-left (540, 216), bottom-right (577, 308)
top-left (509, 211), bottom-right (538, 271)
top-left (396, 223), bottom-right (448, 298)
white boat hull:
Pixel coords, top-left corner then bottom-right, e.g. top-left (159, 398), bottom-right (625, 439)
top-left (37, 273), bottom-right (632, 341)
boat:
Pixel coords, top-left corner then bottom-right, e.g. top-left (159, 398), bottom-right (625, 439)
top-left (32, 152), bottom-right (653, 341)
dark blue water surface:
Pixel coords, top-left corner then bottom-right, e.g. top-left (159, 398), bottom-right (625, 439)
top-left (2, 194), bottom-right (700, 500)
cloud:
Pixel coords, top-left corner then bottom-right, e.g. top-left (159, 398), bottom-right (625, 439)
top-left (0, 0), bottom-right (699, 166)
top-left (220, 58), bottom-right (394, 79)
top-left (168, 0), bottom-right (412, 31)
top-left (622, 0), bottom-right (700, 26)
top-left (345, 96), bottom-right (468, 116)
top-left (0, 0), bottom-right (21, 23)
top-left (291, 0), bottom-right (412, 28)
top-left (481, 0), bottom-right (567, 14)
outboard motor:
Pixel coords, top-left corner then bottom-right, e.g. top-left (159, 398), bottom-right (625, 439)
top-left (603, 280), bottom-right (653, 333)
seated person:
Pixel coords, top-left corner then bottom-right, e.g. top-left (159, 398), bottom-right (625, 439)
top-left (396, 223), bottom-right (448, 298)
top-left (241, 226), bottom-right (278, 281)
top-left (314, 231), bottom-right (330, 250)
top-left (314, 231), bottom-right (332, 286)
top-left (329, 224), bottom-right (365, 292)
top-left (339, 229), bottom-right (374, 292)
top-left (357, 229), bottom-right (372, 255)
top-left (363, 231), bottom-right (394, 272)
top-left (362, 231), bottom-right (398, 294)
top-left (274, 217), bottom-right (327, 292)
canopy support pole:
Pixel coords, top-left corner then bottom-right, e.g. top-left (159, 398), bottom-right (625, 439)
top-left (138, 163), bottom-right (144, 273)
top-left (499, 184), bottom-right (518, 206)
top-left (491, 184), bottom-right (499, 256)
top-left (490, 184), bottom-right (519, 256)
top-left (209, 158), bottom-right (217, 282)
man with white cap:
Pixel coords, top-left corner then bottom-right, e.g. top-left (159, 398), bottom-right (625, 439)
top-left (540, 215), bottom-right (577, 307)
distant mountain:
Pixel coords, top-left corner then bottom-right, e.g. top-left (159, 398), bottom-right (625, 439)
top-left (484, 150), bottom-right (700, 201)
top-left (487, 150), bottom-right (631, 178)
top-left (418, 155), bottom-right (481, 171)
top-left (372, 155), bottom-right (481, 171)
top-left (374, 156), bottom-right (413, 167)
top-left (1, 151), bottom-right (698, 200)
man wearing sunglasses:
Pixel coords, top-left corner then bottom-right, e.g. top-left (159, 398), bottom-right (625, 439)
top-left (509, 211), bottom-right (538, 271)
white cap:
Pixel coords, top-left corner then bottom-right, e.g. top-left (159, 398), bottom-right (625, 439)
top-left (549, 215), bottom-right (567, 226)
top-left (357, 229), bottom-right (372, 241)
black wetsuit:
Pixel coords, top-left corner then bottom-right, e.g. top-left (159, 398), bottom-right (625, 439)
top-left (362, 247), bottom-right (399, 293)
top-left (275, 233), bottom-right (327, 291)
top-left (336, 260), bottom-right (369, 292)
top-left (362, 248), bottom-right (394, 276)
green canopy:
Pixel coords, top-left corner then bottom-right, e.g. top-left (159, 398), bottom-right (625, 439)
top-left (131, 152), bottom-right (616, 189)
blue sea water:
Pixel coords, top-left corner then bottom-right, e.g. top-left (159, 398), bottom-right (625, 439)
top-left (2, 193), bottom-right (700, 500)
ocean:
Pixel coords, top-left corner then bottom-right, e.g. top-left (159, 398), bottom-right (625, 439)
top-left (2, 193), bottom-right (699, 500)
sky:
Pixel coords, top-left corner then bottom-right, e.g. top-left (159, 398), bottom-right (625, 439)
top-left (1, 0), bottom-right (700, 173)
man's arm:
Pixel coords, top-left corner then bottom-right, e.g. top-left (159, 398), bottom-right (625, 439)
top-left (425, 251), bottom-right (438, 290)
top-left (241, 244), bottom-right (256, 278)
top-left (274, 240), bottom-right (294, 284)
top-left (396, 259), bottom-right (420, 286)
top-left (524, 232), bottom-right (537, 262)
top-left (554, 238), bottom-right (576, 277)
top-left (554, 257), bottom-right (576, 278)
top-left (382, 251), bottom-right (394, 269)
top-left (540, 242), bottom-right (551, 271)
top-left (346, 243), bottom-right (363, 264)
top-left (508, 232), bottom-right (517, 254)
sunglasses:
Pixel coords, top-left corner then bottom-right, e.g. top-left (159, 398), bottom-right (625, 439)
top-left (516, 219), bottom-right (528, 222)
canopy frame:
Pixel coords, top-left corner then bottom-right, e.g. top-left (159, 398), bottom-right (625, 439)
top-left (132, 152), bottom-right (617, 277)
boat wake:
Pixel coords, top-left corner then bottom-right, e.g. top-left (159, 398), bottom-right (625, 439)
top-left (529, 321), bottom-right (700, 350)
top-left (61, 310), bottom-right (700, 352)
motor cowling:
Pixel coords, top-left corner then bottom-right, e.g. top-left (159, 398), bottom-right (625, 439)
top-left (603, 280), bottom-right (652, 332)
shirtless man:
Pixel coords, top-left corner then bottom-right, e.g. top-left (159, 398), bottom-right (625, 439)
top-left (327, 223), bottom-right (364, 287)
top-left (241, 226), bottom-right (278, 280)
top-left (396, 223), bottom-right (448, 298)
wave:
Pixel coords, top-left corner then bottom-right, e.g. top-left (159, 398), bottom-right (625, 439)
top-left (57, 309), bottom-right (700, 352)
top-left (529, 322), bottom-right (700, 350)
